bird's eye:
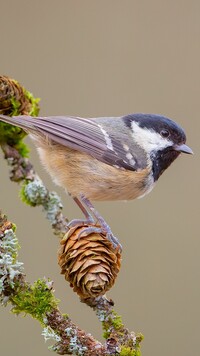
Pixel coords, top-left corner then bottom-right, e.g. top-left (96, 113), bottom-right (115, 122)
top-left (160, 129), bottom-right (170, 138)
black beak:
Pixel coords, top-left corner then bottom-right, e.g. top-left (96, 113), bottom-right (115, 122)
top-left (174, 144), bottom-right (193, 155)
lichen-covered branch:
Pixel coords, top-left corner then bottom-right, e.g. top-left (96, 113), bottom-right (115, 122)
top-left (46, 309), bottom-right (106, 355)
top-left (0, 76), bottom-right (143, 355)
top-left (1, 141), bottom-right (68, 236)
top-left (0, 212), bottom-right (109, 355)
top-left (0, 212), bottom-right (24, 305)
top-left (0, 76), bottom-right (68, 236)
top-left (84, 296), bottom-right (143, 355)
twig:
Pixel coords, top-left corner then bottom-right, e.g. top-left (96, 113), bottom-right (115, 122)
top-left (0, 211), bottom-right (107, 355)
top-left (0, 76), bottom-right (143, 355)
top-left (84, 296), bottom-right (143, 353)
top-left (1, 142), bottom-right (68, 237)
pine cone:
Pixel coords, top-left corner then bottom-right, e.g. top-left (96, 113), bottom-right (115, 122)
top-left (0, 75), bottom-right (32, 115)
top-left (58, 225), bottom-right (121, 299)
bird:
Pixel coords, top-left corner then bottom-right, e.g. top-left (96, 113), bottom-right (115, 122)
top-left (0, 113), bottom-right (193, 248)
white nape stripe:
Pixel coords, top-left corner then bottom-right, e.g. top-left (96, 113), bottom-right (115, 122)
top-left (98, 124), bottom-right (113, 150)
top-left (131, 121), bottom-right (172, 154)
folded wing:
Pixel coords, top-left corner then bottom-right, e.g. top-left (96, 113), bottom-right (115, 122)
top-left (0, 115), bottom-right (137, 171)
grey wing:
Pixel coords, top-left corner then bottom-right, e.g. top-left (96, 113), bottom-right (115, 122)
top-left (1, 115), bottom-right (137, 171)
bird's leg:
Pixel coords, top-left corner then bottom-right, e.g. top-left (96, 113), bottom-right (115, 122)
top-left (73, 196), bottom-right (94, 223)
top-left (68, 195), bottom-right (122, 250)
top-left (66, 196), bottom-right (95, 228)
top-left (67, 196), bottom-right (106, 238)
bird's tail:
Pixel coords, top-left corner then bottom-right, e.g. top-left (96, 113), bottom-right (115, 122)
top-left (0, 115), bottom-right (37, 132)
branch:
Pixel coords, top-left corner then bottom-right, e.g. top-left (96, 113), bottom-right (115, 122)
top-left (0, 211), bottom-right (105, 355)
top-left (0, 76), bottom-right (143, 355)
top-left (1, 141), bottom-right (69, 236)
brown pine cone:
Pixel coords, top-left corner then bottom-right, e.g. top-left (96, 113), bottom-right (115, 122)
top-left (0, 75), bottom-right (32, 115)
top-left (58, 225), bottom-right (122, 299)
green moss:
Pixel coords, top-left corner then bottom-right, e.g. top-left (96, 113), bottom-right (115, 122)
top-left (15, 140), bottom-right (30, 157)
top-left (102, 330), bottom-right (110, 339)
top-left (0, 122), bottom-right (29, 157)
top-left (101, 311), bottom-right (143, 354)
top-left (0, 121), bottom-right (26, 143)
top-left (23, 89), bottom-right (40, 116)
top-left (11, 279), bottom-right (59, 324)
top-left (135, 333), bottom-right (144, 343)
top-left (120, 346), bottom-right (141, 356)
top-left (9, 82), bottom-right (40, 117)
top-left (102, 311), bottom-right (124, 339)
top-left (10, 97), bottom-right (21, 116)
top-left (111, 312), bottom-right (123, 330)
top-left (11, 223), bottom-right (17, 232)
top-left (0, 86), bottom-right (39, 157)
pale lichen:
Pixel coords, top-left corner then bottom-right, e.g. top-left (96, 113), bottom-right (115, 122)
top-left (20, 178), bottom-right (64, 227)
top-left (43, 192), bottom-right (63, 225)
top-left (65, 328), bottom-right (88, 355)
top-left (42, 326), bottom-right (61, 343)
top-left (0, 227), bottom-right (24, 305)
top-left (20, 177), bottom-right (48, 206)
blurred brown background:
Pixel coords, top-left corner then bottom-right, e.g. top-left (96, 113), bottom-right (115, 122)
top-left (0, 1), bottom-right (199, 355)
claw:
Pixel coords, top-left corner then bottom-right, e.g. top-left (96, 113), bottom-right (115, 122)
top-left (77, 226), bottom-right (103, 238)
top-left (70, 195), bottom-right (122, 251)
top-left (67, 218), bottom-right (93, 229)
top-left (107, 233), bottom-right (122, 251)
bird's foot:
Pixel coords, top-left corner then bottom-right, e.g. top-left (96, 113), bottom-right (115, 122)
top-left (69, 195), bottom-right (122, 251)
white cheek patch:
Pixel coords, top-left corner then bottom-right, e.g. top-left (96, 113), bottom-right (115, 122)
top-left (131, 121), bottom-right (172, 154)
